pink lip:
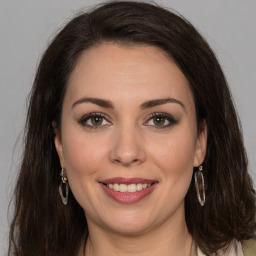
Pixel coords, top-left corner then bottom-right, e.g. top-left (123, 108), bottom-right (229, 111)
top-left (99, 177), bottom-right (158, 204)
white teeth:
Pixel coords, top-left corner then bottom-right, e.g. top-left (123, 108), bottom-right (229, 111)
top-left (113, 183), bottom-right (120, 191)
top-left (142, 183), bottom-right (148, 189)
top-left (137, 184), bottom-right (143, 191)
top-left (107, 183), bottom-right (152, 192)
top-left (119, 184), bottom-right (128, 192)
top-left (128, 184), bottom-right (137, 192)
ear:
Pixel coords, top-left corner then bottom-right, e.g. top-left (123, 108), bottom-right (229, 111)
top-left (193, 120), bottom-right (207, 167)
top-left (52, 121), bottom-right (65, 168)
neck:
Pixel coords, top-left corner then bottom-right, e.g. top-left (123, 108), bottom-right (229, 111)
top-left (82, 212), bottom-right (192, 256)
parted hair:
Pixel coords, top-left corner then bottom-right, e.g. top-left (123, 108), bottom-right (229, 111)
top-left (8, 1), bottom-right (255, 255)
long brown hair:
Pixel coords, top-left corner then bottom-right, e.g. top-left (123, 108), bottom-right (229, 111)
top-left (8, 1), bottom-right (255, 255)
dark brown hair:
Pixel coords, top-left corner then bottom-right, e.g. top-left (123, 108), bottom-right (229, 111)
top-left (9, 1), bottom-right (255, 255)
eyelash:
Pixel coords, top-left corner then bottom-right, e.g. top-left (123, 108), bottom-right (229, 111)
top-left (78, 112), bottom-right (111, 129)
top-left (78, 112), bottom-right (178, 129)
top-left (144, 112), bottom-right (178, 129)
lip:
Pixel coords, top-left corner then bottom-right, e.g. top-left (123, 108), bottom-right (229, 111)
top-left (99, 177), bottom-right (158, 204)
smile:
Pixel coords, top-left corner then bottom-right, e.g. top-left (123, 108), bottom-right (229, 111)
top-left (99, 177), bottom-right (158, 203)
top-left (106, 183), bottom-right (151, 192)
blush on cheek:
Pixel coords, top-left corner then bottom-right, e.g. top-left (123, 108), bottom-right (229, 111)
top-left (151, 135), bottom-right (195, 168)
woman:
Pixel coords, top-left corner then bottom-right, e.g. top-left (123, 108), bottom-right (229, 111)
top-left (8, 1), bottom-right (256, 255)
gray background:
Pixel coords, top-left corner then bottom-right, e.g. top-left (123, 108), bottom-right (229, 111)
top-left (1, 0), bottom-right (255, 254)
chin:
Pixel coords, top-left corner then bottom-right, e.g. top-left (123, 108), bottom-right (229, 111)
top-left (106, 220), bottom-right (153, 236)
top-left (87, 208), bottom-right (155, 235)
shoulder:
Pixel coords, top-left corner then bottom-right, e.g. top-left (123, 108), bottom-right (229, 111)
top-left (242, 239), bottom-right (256, 256)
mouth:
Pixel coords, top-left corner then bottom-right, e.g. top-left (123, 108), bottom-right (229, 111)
top-left (103, 183), bottom-right (152, 193)
top-left (99, 177), bottom-right (158, 203)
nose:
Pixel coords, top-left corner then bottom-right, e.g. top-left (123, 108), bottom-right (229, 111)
top-left (109, 126), bottom-right (146, 167)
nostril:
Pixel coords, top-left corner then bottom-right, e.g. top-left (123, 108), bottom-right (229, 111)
top-left (112, 154), bottom-right (140, 165)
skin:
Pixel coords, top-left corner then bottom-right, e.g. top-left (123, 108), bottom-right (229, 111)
top-left (54, 43), bottom-right (207, 256)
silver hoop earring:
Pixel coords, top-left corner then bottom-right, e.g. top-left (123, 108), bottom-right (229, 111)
top-left (194, 165), bottom-right (205, 206)
top-left (59, 169), bottom-right (69, 205)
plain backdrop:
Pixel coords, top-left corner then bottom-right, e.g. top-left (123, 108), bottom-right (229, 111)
top-left (1, 0), bottom-right (256, 254)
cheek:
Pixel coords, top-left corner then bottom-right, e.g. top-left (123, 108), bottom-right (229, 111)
top-left (146, 129), bottom-right (196, 212)
top-left (61, 126), bottom-right (108, 177)
top-left (60, 127), bottom-right (108, 210)
top-left (148, 128), bottom-right (197, 179)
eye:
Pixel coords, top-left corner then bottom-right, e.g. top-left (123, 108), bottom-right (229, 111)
top-left (79, 113), bottom-right (111, 129)
top-left (144, 113), bottom-right (178, 128)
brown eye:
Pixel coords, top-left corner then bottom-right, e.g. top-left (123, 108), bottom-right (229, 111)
top-left (152, 116), bottom-right (166, 126)
top-left (144, 113), bottom-right (178, 129)
top-left (79, 113), bottom-right (111, 129)
top-left (91, 116), bottom-right (104, 126)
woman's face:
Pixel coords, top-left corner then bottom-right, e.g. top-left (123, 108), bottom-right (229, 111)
top-left (54, 43), bottom-right (207, 235)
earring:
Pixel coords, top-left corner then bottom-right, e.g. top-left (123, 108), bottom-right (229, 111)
top-left (194, 165), bottom-right (205, 206)
top-left (59, 168), bottom-right (69, 205)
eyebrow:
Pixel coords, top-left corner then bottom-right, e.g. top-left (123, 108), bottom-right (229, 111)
top-left (72, 97), bottom-right (114, 109)
top-left (140, 98), bottom-right (185, 110)
top-left (72, 97), bottom-right (185, 110)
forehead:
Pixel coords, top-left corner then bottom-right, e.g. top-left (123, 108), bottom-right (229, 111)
top-left (65, 43), bottom-right (194, 109)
